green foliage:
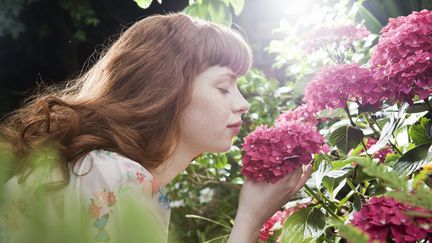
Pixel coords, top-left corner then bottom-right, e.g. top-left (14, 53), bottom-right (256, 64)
top-left (357, 157), bottom-right (407, 190)
top-left (0, 0), bottom-right (32, 38)
top-left (330, 219), bottom-right (369, 243)
top-left (353, 0), bottom-right (383, 33)
top-left (328, 125), bottom-right (364, 156)
top-left (409, 117), bottom-right (432, 145)
top-left (387, 186), bottom-right (432, 211)
top-left (58, 0), bottom-right (99, 41)
top-left (0, 0), bottom-right (99, 41)
top-left (134, 0), bottom-right (154, 9)
top-left (394, 143), bottom-right (432, 176)
top-left (281, 207), bottom-right (326, 243)
top-left (183, 0), bottom-right (244, 26)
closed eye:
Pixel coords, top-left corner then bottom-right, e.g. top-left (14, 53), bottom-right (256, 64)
top-left (218, 88), bottom-right (230, 94)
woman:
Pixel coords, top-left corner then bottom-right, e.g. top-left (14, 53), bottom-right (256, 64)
top-left (0, 13), bottom-right (311, 242)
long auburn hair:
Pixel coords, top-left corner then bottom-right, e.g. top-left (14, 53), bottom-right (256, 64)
top-left (0, 13), bottom-right (252, 189)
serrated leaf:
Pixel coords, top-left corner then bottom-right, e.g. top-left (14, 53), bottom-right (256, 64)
top-left (281, 207), bottom-right (326, 243)
top-left (134, 0), bottom-right (153, 9)
top-left (388, 186), bottom-right (432, 211)
top-left (408, 117), bottom-right (432, 145)
top-left (330, 220), bottom-right (369, 243)
top-left (394, 143), bottom-right (432, 176)
top-left (357, 158), bottom-right (406, 190)
top-left (328, 125), bottom-right (364, 155)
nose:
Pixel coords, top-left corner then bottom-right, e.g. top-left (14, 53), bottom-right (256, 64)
top-left (233, 89), bottom-right (250, 114)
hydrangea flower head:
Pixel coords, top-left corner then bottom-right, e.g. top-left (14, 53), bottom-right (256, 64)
top-left (305, 25), bottom-right (370, 52)
top-left (351, 196), bottom-right (432, 243)
top-left (275, 104), bottom-right (319, 126)
top-left (304, 64), bottom-right (382, 113)
top-left (242, 121), bottom-right (323, 183)
top-left (370, 10), bottom-right (432, 103)
top-left (259, 203), bottom-right (309, 241)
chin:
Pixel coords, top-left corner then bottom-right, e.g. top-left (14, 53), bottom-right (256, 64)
top-left (208, 143), bottom-right (232, 153)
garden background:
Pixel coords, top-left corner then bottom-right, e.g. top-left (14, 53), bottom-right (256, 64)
top-left (1, 0), bottom-right (432, 242)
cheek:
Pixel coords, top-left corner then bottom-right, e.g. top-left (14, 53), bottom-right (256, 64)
top-left (187, 94), bottom-right (227, 128)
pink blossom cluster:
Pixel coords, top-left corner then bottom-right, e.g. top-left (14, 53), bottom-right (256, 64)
top-left (365, 138), bottom-right (394, 163)
top-left (304, 25), bottom-right (370, 52)
top-left (370, 9), bottom-right (432, 104)
top-left (242, 121), bottom-right (323, 183)
top-left (351, 197), bottom-right (432, 243)
top-left (259, 209), bottom-right (289, 241)
top-left (303, 64), bottom-right (382, 113)
top-left (275, 104), bottom-right (319, 126)
top-left (259, 204), bottom-right (309, 242)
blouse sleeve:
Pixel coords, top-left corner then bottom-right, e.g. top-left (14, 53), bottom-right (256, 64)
top-left (68, 150), bottom-right (170, 242)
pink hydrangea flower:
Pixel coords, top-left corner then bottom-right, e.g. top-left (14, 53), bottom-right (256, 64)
top-left (259, 209), bottom-right (289, 241)
top-left (365, 138), bottom-right (394, 163)
top-left (351, 197), bottom-right (432, 243)
top-left (305, 25), bottom-right (370, 52)
top-left (275, 104), bottom-right (319, 126)
top-left (370, 10), bottom-right (432, 104)
top-left (259, 203), bottom-right (309, 241)
top-left (242, 121), bottom-right (323, 183)
top-left (303, 64), bottom-right (382, 113)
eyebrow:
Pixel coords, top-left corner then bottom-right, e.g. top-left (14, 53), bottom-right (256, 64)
top-left (219, 73), bottom-right (238, 82)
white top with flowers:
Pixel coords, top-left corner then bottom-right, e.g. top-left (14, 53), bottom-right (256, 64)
top-left (0, 150), bottom-right (171, 243)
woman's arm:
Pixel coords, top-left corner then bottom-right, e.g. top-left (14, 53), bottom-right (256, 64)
top-left (228, 164), bottom-right (312, 243)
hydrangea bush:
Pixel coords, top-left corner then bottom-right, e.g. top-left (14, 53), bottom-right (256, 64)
top-left (242, 8), bottom-right (432, 243)
top-left (167, 2), bottom-right (432, 242)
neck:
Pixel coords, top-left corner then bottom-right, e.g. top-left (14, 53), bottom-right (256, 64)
top-left (148, 143), bottom-right (199, 187)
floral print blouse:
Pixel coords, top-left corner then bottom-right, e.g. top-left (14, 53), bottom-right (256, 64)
top-left (0, 150), bottom-right (171, 242)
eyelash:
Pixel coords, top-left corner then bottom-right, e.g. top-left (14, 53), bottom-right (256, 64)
top-left (218, 88), bottom-right (230, 94)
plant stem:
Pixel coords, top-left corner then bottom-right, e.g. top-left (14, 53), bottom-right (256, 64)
top-left (346, 178), bottom-right (358, 194)
top-left (304, 185), bottom-right (342, 222)
top-left (344, 105), bottom-right (356, 127)
top-left (424, 98), bottom-right (432, 114)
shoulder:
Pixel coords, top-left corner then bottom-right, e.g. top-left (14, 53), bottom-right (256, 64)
top-left (71, 150), bottom-right (159, 196)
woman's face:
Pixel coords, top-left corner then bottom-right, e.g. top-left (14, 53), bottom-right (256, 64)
top-left (180, 66), bottom-right (250, 154)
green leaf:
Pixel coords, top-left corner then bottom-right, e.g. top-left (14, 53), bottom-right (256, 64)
top-left (183, 2), bottom-right (209, 19)
top-left (394, 143), bottom-right (432, 176)
top-left (328, 125), bottom-right (364, 155)
top-left (330, 220), bottom-right (368, 243)
top-left (407, 102), bottom-right (428, 113)
top-left (408, 117), bottom-right (432, 145)
top-left (357, 158), bottom-right (406, 190)
top-left (323, 177), bottom-right (346, 200)
top-left (355, 2), bottom-right (383, 33)
top-left (207, 0), bottom-right (232, 26)
top-left (134, 0), bottom-right (153, 9)
top-left (281, 207), bottom-right (326, 243)
top-left (313, 158), bottom-right (332, 188)
top-left (368, 104), bottom-right (408, 154)
top-left (228, 0), bottom-right (244, 15)
top-left (388, 186), bottom-right (432, 211)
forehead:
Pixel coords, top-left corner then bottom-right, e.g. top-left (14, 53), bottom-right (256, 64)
top-left (195, 66), bottom-right (237, 84)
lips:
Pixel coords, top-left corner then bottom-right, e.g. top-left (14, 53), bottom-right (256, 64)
top-left (227, 121), bottom-right (243, 128)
